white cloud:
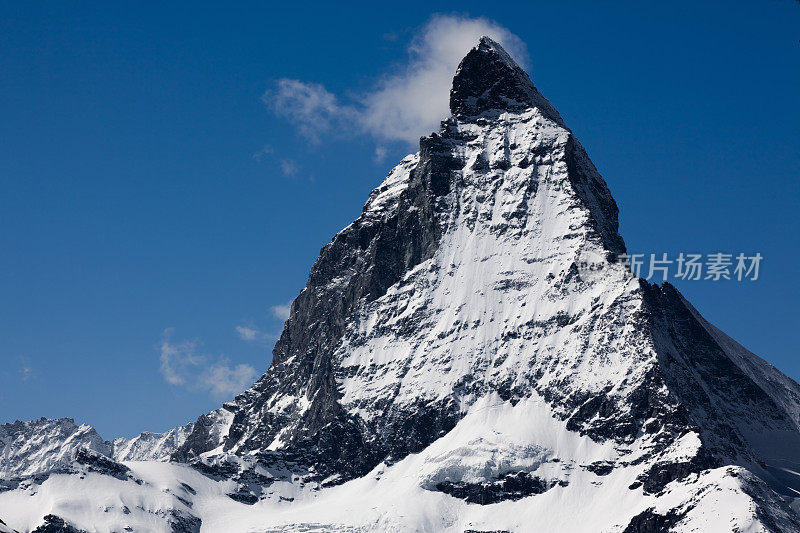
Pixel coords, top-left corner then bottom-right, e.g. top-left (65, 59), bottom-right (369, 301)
top-left (270, 302), bottom-right (292, 321)
top-left (235, 325), bottom-right (259, 341)
top-left (266, 15), bottom-right (528, 146)
top-left (360, 15), bottom-right (527, 144)
top-left (159, 330), bottom-right (257, 398)
top-left (200, 359), bottom-right (258, 397)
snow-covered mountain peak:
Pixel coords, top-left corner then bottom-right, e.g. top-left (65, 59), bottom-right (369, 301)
top-left (450, 37), bottom-right (565, 127)
top-left (3, 39), bottom-right (800, 532)
top-left (0, 417), bottom-right (110, 479)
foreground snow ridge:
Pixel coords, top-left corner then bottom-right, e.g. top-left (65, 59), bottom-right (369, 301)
top-left (3, 37), bottom-right (800, 533)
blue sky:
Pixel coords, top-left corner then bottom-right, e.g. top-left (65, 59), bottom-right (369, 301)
top-left (1, 1), bottom-right (798, 439)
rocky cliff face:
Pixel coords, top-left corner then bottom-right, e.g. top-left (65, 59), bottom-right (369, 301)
top-left (2, 37), bottom-right (800, 533)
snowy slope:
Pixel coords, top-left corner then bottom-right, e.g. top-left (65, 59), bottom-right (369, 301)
top-left (2, 37), bottom-right (800, 532)
top-left (1, 399), bottom-right (798, 532)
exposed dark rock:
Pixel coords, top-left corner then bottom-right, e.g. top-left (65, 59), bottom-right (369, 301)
top-left (450, 36), bottom-right (564, 127)
top-left (622, 507), bottom-right (687, 533)
top-left (636, 448), bottom-right (718, 495)
top-left (74, 447), bottom-right (130, 481)
top-left (227, 491), bottom-right (259, 504)
top-left (31, 515), bottom-right (85, 533)
top-left (174, 127), bottom-right (452, 476)
top-left (435, 472), bottom-right (559, 505)
top-left (564, 135), bottom-right (626, 257)
top-left (167, 510), bottom-right (201, 533)
top-left (584, 461), bottom-right (614, 476)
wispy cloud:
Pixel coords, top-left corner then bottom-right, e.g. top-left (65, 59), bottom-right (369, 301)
top-left (159, 329), bottom-right (257, 397)
top-left (19, 356), bottom-right (33, 382)
top-left (270, 302), bottom-right (292, 321)
top-left (200, 359), bottom-right (259, 397)
top-left (235, 325), bottom-right (260, 341)
top-left (264, 79), bottom-right (356, 143)
top-left (373, 146), bottom-right (388, 163)
top-left (235, 301), bottom-right (291, 343)
top-left (279, 159), bottom-right (299, 177)
top-left (252, 144), bottom-right (273, 162)
top-left (159, 335), bottom-right (203, 386)
top-left (265, 15), bottom-right (528, 146)
top-left (234, 324), bottom-right (278, 343)
top-left (252, 145), bottom-right (302, 179)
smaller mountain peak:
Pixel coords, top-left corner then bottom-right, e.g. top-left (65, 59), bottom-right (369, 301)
top-left (450, 37), bottom-right (564, 126)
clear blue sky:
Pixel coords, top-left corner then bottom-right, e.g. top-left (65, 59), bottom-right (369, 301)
top-left (1, 1), bottom-right (798, 439)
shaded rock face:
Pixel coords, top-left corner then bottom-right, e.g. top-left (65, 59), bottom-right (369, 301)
top-left (640, 282), bottom-right (800, 493)
top-left (449, 37), bottom-right (565, 127)
top-left (73, 448), bottom-right (131, 481)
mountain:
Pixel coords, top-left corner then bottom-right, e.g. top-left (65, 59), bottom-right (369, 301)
top-left (2, 37), bottom-right (800, 533)
top-left (0, 418), bottom-right (110, 480)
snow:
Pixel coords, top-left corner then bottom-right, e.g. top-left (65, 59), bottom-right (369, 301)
top-left (337, 107), bottom-right (649, 429)
top-left (362, 154), bottom-right (418, 216)
top-left (0, 396), bottom-right (787, 532)
top-left (0, 418), bottom-right (109, 478)
top-left (113, 424), bottom-right (193, 462)
top-left (0, 461), bottom-right (235, 533)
